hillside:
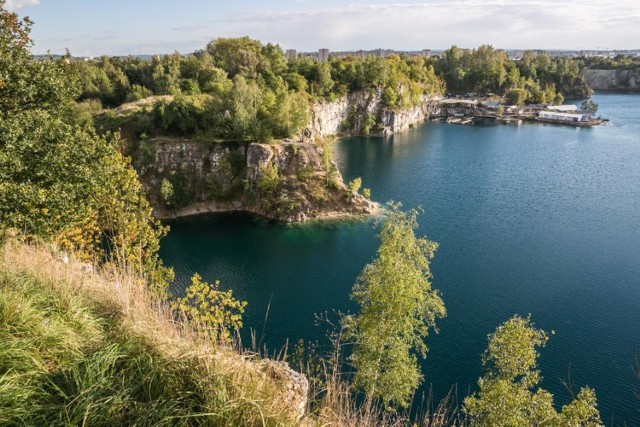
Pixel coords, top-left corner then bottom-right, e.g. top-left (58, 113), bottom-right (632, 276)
top-left (0, 236), bottom-right (308, 425)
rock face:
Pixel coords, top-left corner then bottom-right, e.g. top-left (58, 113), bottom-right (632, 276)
top-left (260, 360), bottom-right (309, 422)
top-left (130, 89), bottom-right (445, 222)
top-left (308, 90), bottom-right (443, 137)
top-left (582, 69), bottom-right (640, 91)
top-left (133, 137), bottom-right (378, 222)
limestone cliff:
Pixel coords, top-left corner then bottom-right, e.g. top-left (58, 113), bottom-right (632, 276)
top-left (582, 69), bottom-right (640, 91)
top-left (133, 137), bottom-right (377, 222)
top-left (308, 90), bottom-right (443, 137)
top-left (126, 90), bottom-right (444, 223)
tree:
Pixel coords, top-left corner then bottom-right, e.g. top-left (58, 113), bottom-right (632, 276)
top-left (505, 88), bottom-right (528, 106)
top-left (0, 2), bottom-right (171, 292)
top-left (0, 3), bottom-right (78, 117)
top-left (342, 204), bottom-right (446, 408)
top-left (581, 99), bottom-right (599, 114)
top-left (464, 315), bottom-right (601, 426)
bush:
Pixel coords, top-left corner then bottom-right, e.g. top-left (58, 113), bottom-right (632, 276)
top-left (257, 162), bottom-right (280, 195)
top-left (153, 95), bottom-right (206, 135)
top-left (160, 178), bottom-right (174, 206)
top-left (505, 88), bottom-right (528, 106)
top-left (348, 177), bottom-right (362, 193)
top-left (172, 274), bottom-right (246, 342)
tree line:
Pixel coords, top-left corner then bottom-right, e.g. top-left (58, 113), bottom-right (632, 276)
top-left (55, 38), bottom-right (600, 142)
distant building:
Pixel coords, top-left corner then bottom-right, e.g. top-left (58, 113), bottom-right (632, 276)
top-left (538, 111), bottom-right (591, 122)
top-left (285, 49), bottom-right (297, 60)
top-left (546, 105), bottom-right (578, 112)
top-left (373, 48), bottom-right (394, 58)
top-left (318, 48), bottom-right (330, 61)
top-left (421, 49), bottom-right (432, 58)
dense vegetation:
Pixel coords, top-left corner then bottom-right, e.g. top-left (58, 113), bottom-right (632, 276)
top-left (581, 54), bottom-right (640, 72)
top-left (0, 2), bottom-right (171, 291)
top-left (67, 43), bottom-right (595, 142)
top-left (434, 45), bottom-right (590, 103)
top-left (68, 38), bottom-right (446, 142)
top-left (0, 239), bottom-right (303, 426)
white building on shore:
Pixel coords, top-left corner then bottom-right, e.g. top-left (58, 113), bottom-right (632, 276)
top-left (538, 111), bottom-right (592, 122)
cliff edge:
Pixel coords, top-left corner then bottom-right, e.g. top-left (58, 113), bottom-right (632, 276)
top-left (134, 138), bottom-right (378, 222)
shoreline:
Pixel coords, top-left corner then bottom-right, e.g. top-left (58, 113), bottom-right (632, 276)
top-left (155, 199), bottom-right (382, 224)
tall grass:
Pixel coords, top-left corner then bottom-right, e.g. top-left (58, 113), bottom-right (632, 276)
top-left (0, 238), bottom-right (467, 426)
top-left (0, 239), bottom-right (300, 426)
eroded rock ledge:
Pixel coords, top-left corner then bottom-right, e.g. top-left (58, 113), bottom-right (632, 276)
top-left (134, 138), bottom-right (378, 223)
top-left (582, 69), bottom-right (640, 91)
top-left (130, 91), bottom-right (446, 222)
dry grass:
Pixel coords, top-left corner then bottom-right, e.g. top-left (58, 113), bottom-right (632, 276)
top-left (0, 238), bottom-right (467, 426)
top-left (0, 238), bottom-right (304, 426)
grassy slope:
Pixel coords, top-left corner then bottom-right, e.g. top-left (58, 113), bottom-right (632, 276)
top-left (0, 238), bottom-right (457, 426)
top-left (0, 239), bottom-right (302, 426)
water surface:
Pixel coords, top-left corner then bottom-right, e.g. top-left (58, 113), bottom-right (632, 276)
top-left (161, 93), bottom-right (640, 424)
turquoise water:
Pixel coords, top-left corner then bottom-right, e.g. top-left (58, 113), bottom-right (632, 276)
top-left (160, 93), bottom-right (640, 424)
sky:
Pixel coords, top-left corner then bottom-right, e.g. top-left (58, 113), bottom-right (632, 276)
top-left (6, 0), bottom-right (640, 56)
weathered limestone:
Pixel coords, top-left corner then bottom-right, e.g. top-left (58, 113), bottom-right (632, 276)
top-left (308, 90), bottom-right (443, 137)
top-left (134, 138), bottom-right (378, 222)
top-left (582, 69), bottom-right (640, 91)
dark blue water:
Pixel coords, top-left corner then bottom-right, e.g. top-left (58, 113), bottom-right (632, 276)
top-left (160, 93), bottom-right (640, 425)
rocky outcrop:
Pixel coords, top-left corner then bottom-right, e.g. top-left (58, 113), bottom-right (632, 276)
top-left (260, 360), bottom-right (309, 422)
top-left (133, 137), bottom-right (378, 222)
top-left (128, 90), bottom-right (446, 223)
top-left (308, 90), bottom-right (443, 137)
top-left (582, 69), bottom-right (640, 91)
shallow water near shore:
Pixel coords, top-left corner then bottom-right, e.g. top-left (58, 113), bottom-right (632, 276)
top-left (161, 93), bottom-right (640, 424)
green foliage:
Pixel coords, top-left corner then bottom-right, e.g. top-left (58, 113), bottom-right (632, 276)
top-left (362, 112), bottom-right (377, 135)
top-left (581, 99), bottom-right (599, 113)
top-left (505, 88), bottom-right (528, 105)
top-left (381, 86), bottom-right (398, 108)
top-left (164, 169), bottom-right (196, 209)
top-left (296, 166), bottom-right (314, 182)
top-left (348, 177), bottom-right (362, 193)
top-left (553, 92), bottom-right (565, 105)
top-left (125, 83), bottom-right (153, 102)
top-left (173, 273), bottom-right (247, 342)
top-left (362, 188), bottom-right (371, 199)
top-left (464, 315), bottom-right (601, 426)
top-left (435, 46), bottom-right (591, 99)
top-left (153, 94), bottom-right (206, 135)
top-left (309, 181), bottom-right (329, 205)
top-left (0, 243), bottom-right (295, 426)
top-left (61, 99), bottom-right (97, 129)
top-left (138, 140), bottom-right (157, 167)
top-left (342, 204), bottom-right (446, 408)
top-left (0, 12), bottom-right (79, 117)
top-left (257, 162), bottom-right (280, 195)
top-left (582, 54), bottom-right (640, 72)
top-left (0, 5), bottom-right (171, 291)
top-left (321, 142), bottom-right (338, 187)
top-left (160, 178), bottom-right (174, 206)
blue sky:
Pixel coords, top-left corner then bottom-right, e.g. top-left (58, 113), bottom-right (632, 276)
top-left (7, 0), bottom-right (640, 56)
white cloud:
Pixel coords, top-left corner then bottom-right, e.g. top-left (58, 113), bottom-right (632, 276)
top-left (4, 0), bottom-right (40, 11)
top-left (26, 0), bottom-right (640, 56)
top-left (214, 1), bottom-right (640, 50)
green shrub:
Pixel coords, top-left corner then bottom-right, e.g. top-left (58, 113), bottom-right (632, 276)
top-left (257, 162), bottom-right (280, 195)
top-left (348, 177), bottom-right (362, 193)
top-left (172, 274), bottom-right (246, 342)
